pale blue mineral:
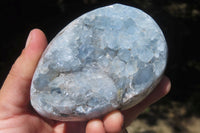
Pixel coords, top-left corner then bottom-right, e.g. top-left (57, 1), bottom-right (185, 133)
top-left (31, 4), bottom-right (167, 121)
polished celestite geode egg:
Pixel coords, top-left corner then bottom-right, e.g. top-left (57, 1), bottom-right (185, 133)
top-left (31, 4), bottom-right (167, 121)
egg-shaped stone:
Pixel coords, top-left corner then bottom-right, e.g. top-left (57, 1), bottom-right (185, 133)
top-left (31, 4), bottom-right (167, 121)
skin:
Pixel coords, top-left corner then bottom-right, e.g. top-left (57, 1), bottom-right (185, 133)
top-left (0, 29), bottom-right (171, 133)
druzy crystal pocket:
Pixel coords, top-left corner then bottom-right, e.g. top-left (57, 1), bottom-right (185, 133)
top-left (31, 4), bottom-right (167, 121)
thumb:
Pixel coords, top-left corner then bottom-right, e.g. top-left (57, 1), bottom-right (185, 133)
top-left (0, 29), bottom-right (47, 118)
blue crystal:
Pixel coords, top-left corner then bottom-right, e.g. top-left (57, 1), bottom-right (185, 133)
top-left (31, 4), bottom-right (167, 121)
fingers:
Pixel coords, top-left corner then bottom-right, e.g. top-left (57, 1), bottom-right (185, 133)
top-left (123, 76), bottom-right (171, 126)
top-left (53, 122), bottom-right (67, 133)
top-left (0, 29), bottom-right (47, 117)
top-left (103, 110), bottom-right (124, 133)
top-left (86, 110), bottom-right (124, 133)
top-left (86, 119), bottom-right (105, 133)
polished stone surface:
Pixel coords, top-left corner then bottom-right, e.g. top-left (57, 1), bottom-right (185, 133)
top-left (31, 4), bottom-right (167, 121)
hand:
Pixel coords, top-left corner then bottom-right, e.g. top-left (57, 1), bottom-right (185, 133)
top-left (0, 29), bottom-right (171, 133)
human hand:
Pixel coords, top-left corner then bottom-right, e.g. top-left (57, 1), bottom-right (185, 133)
top-left (0, 29), bottom-right (171, 133)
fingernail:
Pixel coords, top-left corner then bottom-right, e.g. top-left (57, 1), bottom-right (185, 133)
top-left (25, 30), bottom-right (33, 48)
